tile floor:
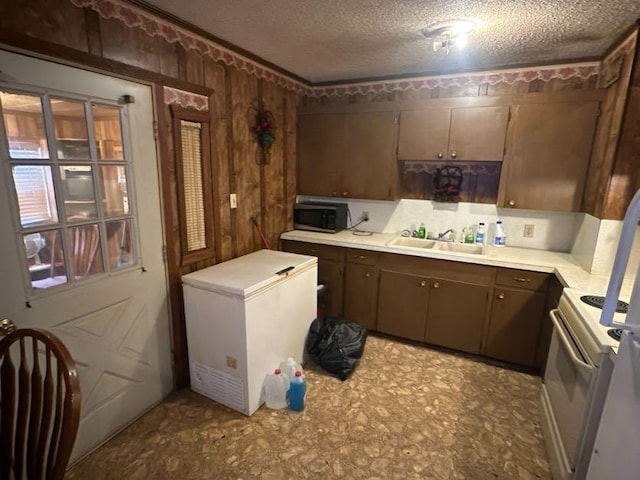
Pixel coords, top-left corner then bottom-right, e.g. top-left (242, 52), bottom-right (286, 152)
top-left (66, 334), bottom-right (550, 479)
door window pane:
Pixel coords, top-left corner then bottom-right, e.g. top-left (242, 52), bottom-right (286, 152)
top-left (12, 165), bottom-right (59, 227)
top-left (60, 165), bottom-right (97, 221)
top-left (2, 88), bottom-right (137, 294)
top-left (100, 165), bottom-right (129, 216)
top-left (28, 229), bottom-right (68, 290)
top-left (67, 224), bottom-right (104, 279)
top-left (51, 99), bottom-right (90, 160)
top-left (106, 220), bottom-right (134, 269)
top-left (0, 91), bottom-right (49, 159)
top-left (93, 105), bottom-right (123, 160)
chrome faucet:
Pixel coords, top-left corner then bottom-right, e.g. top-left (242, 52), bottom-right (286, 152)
top-left (437, 229), bottom-right (454, 240)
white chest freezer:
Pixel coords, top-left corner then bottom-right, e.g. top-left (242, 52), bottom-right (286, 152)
top-left (182, 249), bottom-right (317, 415)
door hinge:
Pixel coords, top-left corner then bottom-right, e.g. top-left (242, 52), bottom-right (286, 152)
top-left (153, 120), bottom-right (159, 141)
top-left (162, 245), bottom-right (168, 264)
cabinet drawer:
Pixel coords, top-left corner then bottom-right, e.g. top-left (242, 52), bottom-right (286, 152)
top-left (346, 248), bottom-right (380, 265)
top-left (495, 268), bottom-right (548, 292)
top-left (282, 240), bottom-right (345, 262)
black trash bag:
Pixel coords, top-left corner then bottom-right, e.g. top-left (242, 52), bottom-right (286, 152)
top-left (305, 317), bottom-right (368, 381)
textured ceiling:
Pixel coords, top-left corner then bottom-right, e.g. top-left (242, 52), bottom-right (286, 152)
top-left (140, 0), bottom-right (640, 83)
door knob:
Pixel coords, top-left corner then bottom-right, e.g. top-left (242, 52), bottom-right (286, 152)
top-left (497, 293), bottom-right (505, 300)
top-left (365, 272), bottom-right (371, 278)
top-left (450, 151), bottom-right (457, 159)
top-left (508, 199), bottom-right (516, 207)
top-left (437, 152), bottom-right (444, 159)
top-left (432, 282), bottom-right (440, 289)
top-left (420, 280), bottom-right (427, 287)
top-left (0, 318), bottom-right (17, 336)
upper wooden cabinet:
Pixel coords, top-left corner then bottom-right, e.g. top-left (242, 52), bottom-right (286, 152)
top-left (397, 105), bottom-right (510, 161)
top-left (298, 111), bottom-right (398, 200)
top-left (501, 101), bottom-right (600, 212)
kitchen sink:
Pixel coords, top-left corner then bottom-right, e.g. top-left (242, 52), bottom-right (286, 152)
top-left (388, 236), bottom-right (484, 255)
top-left (430, 242), bottom-right (484, 255)
top-left (388, 237), bottom-right (436, 249)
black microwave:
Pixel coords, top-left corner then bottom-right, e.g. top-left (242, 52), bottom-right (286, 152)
top-left (293, 201), bottom-right (348, 233)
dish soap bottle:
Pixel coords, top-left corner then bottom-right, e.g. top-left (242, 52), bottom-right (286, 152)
top-left (493, 221), bottom-right (506, 247)
top-left (417, 222), bottom-right (426, 239)
top-left (475, 222), bottom-right (485, 245)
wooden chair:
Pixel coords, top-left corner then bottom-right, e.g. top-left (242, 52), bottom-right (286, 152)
top-left (0, 328), bottom-right (81, 480)
top-left (49, 222), bottom-right (101, 280)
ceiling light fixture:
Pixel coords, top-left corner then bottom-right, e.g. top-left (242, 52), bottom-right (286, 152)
top-left (421, 20), bottom-right (476, 55)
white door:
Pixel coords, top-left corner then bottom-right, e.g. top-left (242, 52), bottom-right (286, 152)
top-left (0, 50), bottom-right (173, 462)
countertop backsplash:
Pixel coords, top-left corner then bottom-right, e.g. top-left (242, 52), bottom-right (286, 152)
top-left (297, 196), bottom-right (578, 251)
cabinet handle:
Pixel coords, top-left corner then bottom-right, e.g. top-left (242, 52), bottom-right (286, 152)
top-left (513, 277), bottom-right (531, 283)
top-left (420, 280), bottom-right (427, 287)
top-left (356, 255), bottom-right (366, 260)
top-left (450, 151), bottom-right (457, 159)
top-left (342, 191), bottom-right (348, 197)
top-left (437, 152), bottom-right (444, 159)
top-left (365, 272), bottom-right (371, 278)
top-left (332, 191), bottom-right (338, 197)
top-left (497, 292), bottom-right (505, 300)
top-left (432, 281), bottom-right (440, 289)
top-left (508, 199), bottom-right (516, 207)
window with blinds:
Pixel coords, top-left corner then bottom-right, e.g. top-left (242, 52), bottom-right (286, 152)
top-left (171, 106), bottom-right (213, 265)
top-left (11, 165), bottom-right (58, 226)
top-left (180, 120), bottom-right (206, 251)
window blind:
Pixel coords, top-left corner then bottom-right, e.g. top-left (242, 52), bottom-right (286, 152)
top-left (12, 165), bottom-right (58, 226)
top-left (180, 120), bottom-right (206, 252)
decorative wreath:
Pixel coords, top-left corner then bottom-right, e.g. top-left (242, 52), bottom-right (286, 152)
top-left (433, 166), bottom-right (462, 202)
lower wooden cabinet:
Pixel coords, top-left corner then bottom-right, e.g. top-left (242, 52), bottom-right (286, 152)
top-left (282, 240), bottom-right (345, 317)
top-left (377, 270), bottom-right (429, 341)
top-left (425, 280), bottom-right (490, 354)
top-left (344, 262), bottom-right (379, 330)
top-left (283, 240), bottom-right (554, 369)
top-left (484, 287), bottom-right (547, 367)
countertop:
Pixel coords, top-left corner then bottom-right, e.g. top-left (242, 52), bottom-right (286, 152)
top-left (280, 229), bottom-right (621, 295)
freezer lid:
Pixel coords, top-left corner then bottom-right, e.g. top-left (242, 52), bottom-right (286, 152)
top-left (181, 249), bottom-right (317, 297)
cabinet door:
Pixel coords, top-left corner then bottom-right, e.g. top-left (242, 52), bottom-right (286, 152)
top-left (502, 101), bottom-right (599, 211)
top-left (377, 270), bottom-right (429, 341)
top-left (343, 111), bottom-right (398, 200)
top-left (448, 106), bottom-right (509, 161)
top-left (318, 258), bottom-right (344, 317)
top-left (397, 109), bottom-right (451, 160)
top-left (297, 113), bottom-right (345, 197)
top-left (425, 280), bottom-right (490, 354)
top-left (485, 287), bottom-right (546, 367)
top-left (344, 262), bottom-right (379, 330)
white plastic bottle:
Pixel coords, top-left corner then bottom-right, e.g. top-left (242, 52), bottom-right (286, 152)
top-left (493, 221), bottom-right (506, 247)
top-left (475, 222), bottom-right (485, 245)
top-left (263, 368), bottom-right (289, 409)
top-left (279, 357), bottom-right (303, 382)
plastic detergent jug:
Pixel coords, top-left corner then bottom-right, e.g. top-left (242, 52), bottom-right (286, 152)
top-left (264, 369), bottom-right (289, 409)
top-left (279, 357), bottom-right (303, 382)
top-left (289, 371), bottom-right (307, 411)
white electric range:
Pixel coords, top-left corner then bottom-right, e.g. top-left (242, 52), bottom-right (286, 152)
top-left (560, 288), bottom-right (628, 358)
top-left (541, 287), bottom-right (628, 480)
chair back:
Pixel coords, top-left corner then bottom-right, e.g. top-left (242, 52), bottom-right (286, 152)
top-left (0, 329), bottom-right (81, 480)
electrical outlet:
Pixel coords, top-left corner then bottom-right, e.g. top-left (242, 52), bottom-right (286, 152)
top-left (362, 211), bottom-right (370, 222)
top-left (230, 193), bottom-right (237, 209)
top-left (523, 224), bottom-right (535, 238)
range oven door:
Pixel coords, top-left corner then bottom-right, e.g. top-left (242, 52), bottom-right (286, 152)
top-left (544, 309), bottom-right (597, 473)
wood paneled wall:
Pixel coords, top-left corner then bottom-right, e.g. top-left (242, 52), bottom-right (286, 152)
top-left (1, 0), bottom-right (300, 387)
top-left (583, 28), bottom-right (639, 219)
